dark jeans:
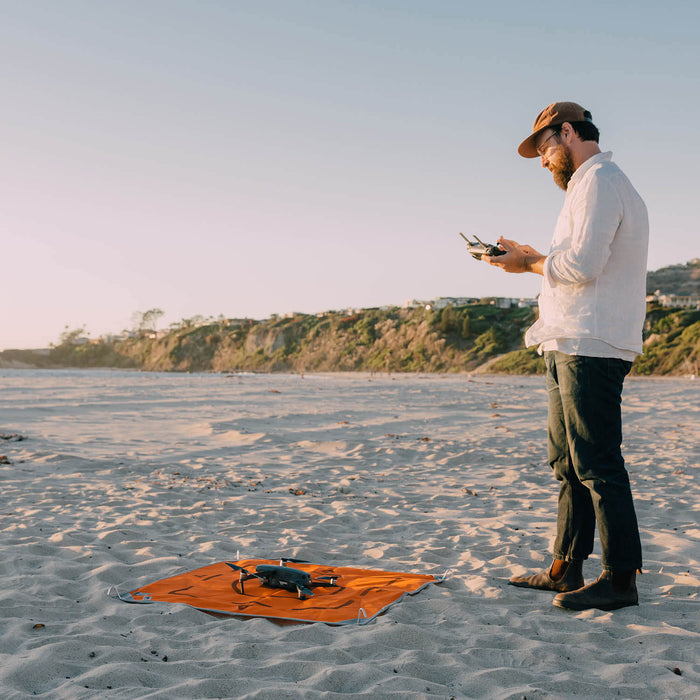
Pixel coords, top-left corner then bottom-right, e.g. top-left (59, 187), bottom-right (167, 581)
top-left (545, 351), bottom-right (642, 572)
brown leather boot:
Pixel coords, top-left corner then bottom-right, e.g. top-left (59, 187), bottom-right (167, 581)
top-left (553, 570), bottom-right (638, 611)
top-left (509, 560), bottom-right (584, 593)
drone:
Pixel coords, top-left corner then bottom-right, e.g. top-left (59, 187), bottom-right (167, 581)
top-left (459, 232), bottom-right (507, 260)
top-left (226, 559), bottom-right (340, 599)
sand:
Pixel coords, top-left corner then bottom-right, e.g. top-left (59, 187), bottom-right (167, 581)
top-left (0, 369), bottom-right (698, 699)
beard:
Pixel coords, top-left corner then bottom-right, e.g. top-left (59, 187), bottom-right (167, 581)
top-left (551, 146), bottom-right (576, 190)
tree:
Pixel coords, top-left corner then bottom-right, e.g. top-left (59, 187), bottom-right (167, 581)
top-left (439, 304), bottom-right (456, 334)
top-left (132, 308), bottom-right (165, 333)
top-left (57, 326), bottom-right (87, 346)
top-left (461, 313), bottom-right (471, 340)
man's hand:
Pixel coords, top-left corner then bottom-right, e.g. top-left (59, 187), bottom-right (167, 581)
top-left (482, 237), bottom-right (546, 275)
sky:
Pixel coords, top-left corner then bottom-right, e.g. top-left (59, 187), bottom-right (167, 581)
top-left (2, 0), bottom-right (698, 349)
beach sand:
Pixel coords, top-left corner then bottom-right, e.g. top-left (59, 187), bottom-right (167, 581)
top-left (0, 369), bottom-right (698, 699)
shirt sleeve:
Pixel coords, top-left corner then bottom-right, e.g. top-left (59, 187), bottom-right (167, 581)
top-left (547, 171), bottom-right (623, 285)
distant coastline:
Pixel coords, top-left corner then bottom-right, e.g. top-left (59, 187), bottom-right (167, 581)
top-left (4, 260), bottom-right (699, 376)
top-left (2, 300), bottom-right (698, 377)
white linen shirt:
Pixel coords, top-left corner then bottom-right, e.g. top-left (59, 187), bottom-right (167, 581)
top-left (525, 151), bottom-right (649, 357)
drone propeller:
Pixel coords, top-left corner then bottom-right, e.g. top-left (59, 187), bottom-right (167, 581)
top-left (225, 562), bottom-right (262, 595)
top-left (225, 562), bottom-right (249, 574)
top-left (225, 562), bottom-right (261, 579)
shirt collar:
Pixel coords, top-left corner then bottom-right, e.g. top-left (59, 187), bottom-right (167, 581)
top-left (567, 151), bottom-right (612, 191)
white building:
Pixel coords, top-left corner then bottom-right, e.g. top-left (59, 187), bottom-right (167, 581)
top-left (648, 291), bottom-right (700, 309)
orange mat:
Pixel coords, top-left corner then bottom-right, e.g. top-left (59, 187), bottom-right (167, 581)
top-left (112, 559), bottom-right (445, 625)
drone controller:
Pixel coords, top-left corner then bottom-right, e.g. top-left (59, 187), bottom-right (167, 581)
top-left (459, 233), bottom-right (507, 260)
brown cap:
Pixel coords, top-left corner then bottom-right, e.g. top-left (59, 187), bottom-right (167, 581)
top-left (518, 101), bottom-right (594, 158)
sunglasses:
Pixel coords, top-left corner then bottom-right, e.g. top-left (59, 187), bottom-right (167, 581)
top-left (536, 130), bottom-right (561, 157)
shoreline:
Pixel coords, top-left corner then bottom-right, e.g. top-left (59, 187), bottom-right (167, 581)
top-left (1, 363), bottom-right (698, 381)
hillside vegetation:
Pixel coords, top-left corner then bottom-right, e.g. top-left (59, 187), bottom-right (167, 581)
top-left (634, 306), bottom-right (700, 376)
top-left (3, 261), bottom-right (698, 376)
top-left (3, 302), bottom-right (698, 376)
top-left (46, 303), bottom-right (537, 374)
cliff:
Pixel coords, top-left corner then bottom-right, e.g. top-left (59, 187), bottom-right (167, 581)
top-left (3, 262), bottom-right (698, 376)
top-left (106, 303), bottom-right (538, 374)
top-left (4, 302), bottom-right (698, 377)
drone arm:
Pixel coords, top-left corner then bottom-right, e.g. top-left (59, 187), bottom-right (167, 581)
top-left (296, 584), bottom-right (314, 599)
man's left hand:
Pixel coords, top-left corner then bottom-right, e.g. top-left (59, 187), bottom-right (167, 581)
top-left (483, 237), bottom-right (545, 275)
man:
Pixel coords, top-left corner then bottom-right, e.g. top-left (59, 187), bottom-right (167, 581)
top-left (483, 102), bottom-right (648, 611)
